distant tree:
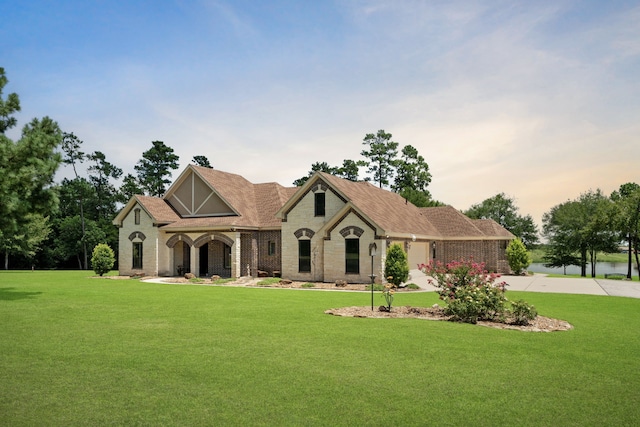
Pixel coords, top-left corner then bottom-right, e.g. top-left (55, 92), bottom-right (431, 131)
top-left (393, 145), bottom-right (432, 194)
top-left (134, 141), bottom-right (179, 197)
top-left (0, 67), bottom-right (21, 133)
top-left (542, 242), bottom-right (581, 275)
top-left (91, 243), bottom-right (115, 276)
top-left (399, 188), bottom-right (444, 207)
top-left (384, 243), bottom-right (409, 287)
top-left (611, 183), bottom-right (640, 280)
top-left (61, 132), bottom-right (89, 269)
top-left (360, 129), bottom-right (399, 189)
top-left (293, 162), bottom-right (338, 186)
top-left (192, 155), bottom-right (213, 168)
top-left (55, 216), bottom-right (106, 269)
top-left (464, 193), bottom-right (539, 248)
top-left (506, 238), bottom-right (531, 275)
top-left (543, 190), bottom-right (618, 277)
top-left (87, 151), bottom-right (123, 221)
top-left (119, 173), bottom-right (144, 203)
top-left (335, 159), bottom-right (365, 181)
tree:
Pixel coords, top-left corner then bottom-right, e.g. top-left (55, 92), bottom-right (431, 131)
top-left (0, 67), bottom-right (21, 134)
top-left (542, 241), bottom-right (581, 275)
top-left (506, 238), bottom-right (531, 275)
top-left (335, 159), bottom-right (365, 181)
top-left (611, 183), bottom-right (640, 280)
top-left (0, 107), bottom-right (62, 268)
top-left (0, 214), bottom-right (50, 269)
top-left (134, 141), bottom-right (180, 197)
top-left (293, 162), bottom-right (338, 186)
top-left (360, 129), bottom-right (399, 189)
top-left (91, 243), bottom-right (115, 276)
top-left (192, 155), bottom-right (213, 168)
top-left (543, 190), bottom-right (618, 277)
top-left (464, 193), bottom-right (539, 248)
top-left (87, 151), bottom-right (123, 221)
top-left (384, 243), bottom-right (409, 287)
top-left (55, 216), bottom-right (106, 269)
top-left (119, 173), bottom-right (144, 203)
top-left (392, 145), bottom-right (432, 194)
top-left (61, 132), bottom-right (89, 269)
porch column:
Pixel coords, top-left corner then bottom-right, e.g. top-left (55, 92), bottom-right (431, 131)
top-left (190, 244), bottom-right (197, 276)
top-left (234, 232), bottom-right (242, 278)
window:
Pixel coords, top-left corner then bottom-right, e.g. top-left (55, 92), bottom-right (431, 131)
top-left (224, 244), bottom-right (231, 269)
top-left (298, 240), bottom-right (311, 272)
top-left (134, 208), bottom-right (141, 225)
top-left (132, 242), bottom-right (143, 269)
top-left (314, 192), bottom-right (325, 216)
top-left (345, 238), bottom-right (359, 274)
top-left (268, 240), bottom-right (276, 256)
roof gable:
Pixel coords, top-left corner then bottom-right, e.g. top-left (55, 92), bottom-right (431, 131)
top-left (164, 166), bottom-right (237, 217)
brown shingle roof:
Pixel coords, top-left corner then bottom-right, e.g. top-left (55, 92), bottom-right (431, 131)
top-left (318, 173), bottom-right (441, 237)
top-left (419, 206), bottom-right (486, 238)
top-left (472, 218), bottom-right (515, 239)
top-left (160, 166), bottom-right (296, 230)
top-left (135, 195), bottom-right (180, 223)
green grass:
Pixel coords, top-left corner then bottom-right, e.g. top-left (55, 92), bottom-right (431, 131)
top-left (529, 248), bottom-right (630, 264)
top-left (2, 271), bottom-right (640, 426)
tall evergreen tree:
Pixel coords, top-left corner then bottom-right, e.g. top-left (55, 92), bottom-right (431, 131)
top-left (192, 155), bottom-right (213, 168)
top-left (360, 129), bottom-right (399, 189)
top-left (134, 141), bottom-right (180, 197)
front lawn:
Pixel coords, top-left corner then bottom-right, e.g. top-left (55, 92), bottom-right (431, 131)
top-left (1, 271), bottom-right (639, 425)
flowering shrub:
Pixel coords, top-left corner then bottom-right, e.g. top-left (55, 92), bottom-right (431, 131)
top-left (419, 259), bottom-right (508, 324)
top-left (510, 299), bottom-right (538, 325)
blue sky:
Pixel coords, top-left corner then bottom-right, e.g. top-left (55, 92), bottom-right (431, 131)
top-left (2, 0), bottom-right (639, 225)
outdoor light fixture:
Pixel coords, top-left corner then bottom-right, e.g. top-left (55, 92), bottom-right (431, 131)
top-left (369, 242), bottom-right (377, 311)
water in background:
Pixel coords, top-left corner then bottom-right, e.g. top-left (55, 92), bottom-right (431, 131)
top-left (529, 262), bottom-right (638, 276)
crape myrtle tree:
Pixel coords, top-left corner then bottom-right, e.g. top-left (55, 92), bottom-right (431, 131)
top-left (464, 193), bottom-right (539, 249)
top-left (134, 140), bottom-right (180, 197)
top-left (0, 68), bottom-right (62, 269)
top-left (611, 182), bottom-right (640, 280)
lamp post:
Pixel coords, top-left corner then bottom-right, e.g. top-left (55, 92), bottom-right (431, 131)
top-left (369, 242), bottom-right (377, 311)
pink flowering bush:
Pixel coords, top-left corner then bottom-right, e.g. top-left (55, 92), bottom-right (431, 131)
top-left (419, 259), bottom-right (509, 324)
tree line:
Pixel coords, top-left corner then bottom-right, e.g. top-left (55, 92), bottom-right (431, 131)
top-left (1, 67), bottom-right (638, 277)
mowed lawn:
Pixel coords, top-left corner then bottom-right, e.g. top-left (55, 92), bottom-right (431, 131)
top-left (1, 271), bottom-right (639, 426)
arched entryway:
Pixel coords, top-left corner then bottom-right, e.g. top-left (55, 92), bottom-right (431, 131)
top-left (166, 234), bottom-right (194, 276)
top-left (194, 233), bottom-right (235, 278)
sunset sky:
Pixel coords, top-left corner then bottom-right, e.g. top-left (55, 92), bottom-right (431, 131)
top-left (2, 0), bottom-right (638, 226)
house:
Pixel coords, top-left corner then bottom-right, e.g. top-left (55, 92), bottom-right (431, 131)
top-left (113, 165), bottom-right (514, 282)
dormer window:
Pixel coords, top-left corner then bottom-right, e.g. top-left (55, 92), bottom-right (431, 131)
top-left (314, 192), bottom-right (325, 217)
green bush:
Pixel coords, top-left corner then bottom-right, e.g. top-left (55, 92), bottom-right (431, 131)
top-left (91, 243), bottom-right (115, 277)
top-left (510, 299), bottom-right (538, 325)
top-left (506, 238), bottom-right (531, 275)
top-left (384, 243), bottom-right (409, 287)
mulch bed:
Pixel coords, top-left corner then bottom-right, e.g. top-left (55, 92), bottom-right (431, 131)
top-left (325, 305), bottom-right (573, 332)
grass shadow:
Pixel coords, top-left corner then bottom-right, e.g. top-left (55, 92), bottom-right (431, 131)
top-left (0, 287), bottom-right (43, 301)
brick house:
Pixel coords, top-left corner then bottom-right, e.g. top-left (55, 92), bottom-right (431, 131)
top-left (113, 165), bottom-right (514, 281)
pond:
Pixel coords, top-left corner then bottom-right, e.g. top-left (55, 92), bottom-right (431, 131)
top-left (529, 262), bottom-right (638, 276)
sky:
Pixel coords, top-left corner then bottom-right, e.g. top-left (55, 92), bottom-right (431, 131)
top-left (1, 0), bottom-right (639, 227)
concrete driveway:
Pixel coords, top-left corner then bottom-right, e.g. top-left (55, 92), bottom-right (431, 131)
top-left (409, 269), bottom-right (640, 299)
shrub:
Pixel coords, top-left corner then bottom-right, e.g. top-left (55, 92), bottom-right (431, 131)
top-left (420, 259), bottom-right (508, 324)
top-left (385, 243), bottom-right (409, 287)
top-left (510, 300), bottom-right (538, 325)
top-left (91, 243), bottom-right (115, 277)
top-left (506, 238), bottom-right (531, 275)
top-left (301, 283), bottom-right (315, 288)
